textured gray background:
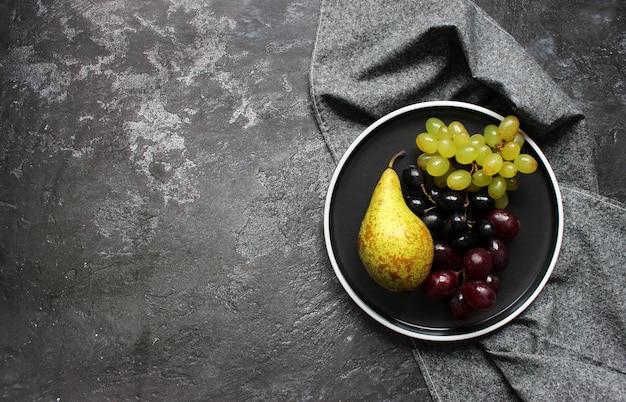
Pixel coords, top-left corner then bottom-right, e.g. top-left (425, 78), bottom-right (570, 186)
top-left (0, 0), bottom-right (623, 400)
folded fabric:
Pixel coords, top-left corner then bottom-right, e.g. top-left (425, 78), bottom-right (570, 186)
top-left (310, 0), bottom-right (626, 400)
top-left (414, 185), bottom-right (626, 401)
top-left (310, 0), bottom-right (597, 193)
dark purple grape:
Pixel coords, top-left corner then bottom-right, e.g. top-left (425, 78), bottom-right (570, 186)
top-left (402, 165), bottom-right (425, 190)
top-left (449, 290), bottom-right (473, 320)
top-left (468, 192), bottom-right (495, 213)
top-left (421, 210), bottom-right (443, 235)
top-left (442, 212), bottom-right (468, 240)
top-left (437, 191), bottom-right (465, 212)
top-left (423, 270), bottom-right (459, 301)
top-left (428, 186), bottom-right (441, 203)
top-left (472, 218), bottom-right (496, 239)
top-left (462, 247), bottom-right (493, 279)
top-left (485, 238), bottom-right (509, 271)
top-left (487, 208), bottom-right (520, 239)
top-left (405, 195), bottom-right (428, 215)
top-left (461, 280), bottom-right (497, 310)
top-left (451, 231), bottom-right (477, 249)
top-left (485, 273), bottom-right (501, 293)
top-left (432, 240), bottom-right (461, 270)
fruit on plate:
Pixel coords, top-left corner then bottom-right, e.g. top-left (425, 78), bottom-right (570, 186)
top-left (357, 151), bottom-right (434, 292)
top-left (403, 115), bottom-right (537, 320)
top-left (415, 116), bottom-right (537, 208)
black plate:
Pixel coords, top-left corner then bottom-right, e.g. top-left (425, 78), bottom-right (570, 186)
top-left (324, 101), bottom-right (563, 341)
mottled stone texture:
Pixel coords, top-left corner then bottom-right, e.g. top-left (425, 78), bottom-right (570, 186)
top-left (0, 0), bottom-right (623, 401)
top-left (0, 0), bottom-right (427, 400)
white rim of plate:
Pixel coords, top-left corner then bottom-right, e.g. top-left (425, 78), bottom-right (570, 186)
top-left (323, 100), bottom-right (564, 342)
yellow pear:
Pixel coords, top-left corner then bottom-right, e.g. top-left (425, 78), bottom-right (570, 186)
top-left (357, 150), bottom-right (434, 292)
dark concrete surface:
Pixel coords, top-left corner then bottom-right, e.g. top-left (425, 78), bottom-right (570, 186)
top-left (473, 0), bottom-right (626, 202)
top-left (0, 0), bottom-right (623, 400)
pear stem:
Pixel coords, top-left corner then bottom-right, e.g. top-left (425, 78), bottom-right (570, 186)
top-left (388, 150), bottom-right (406, 168)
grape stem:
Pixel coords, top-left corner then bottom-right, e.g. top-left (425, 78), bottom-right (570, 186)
top-left (495, 140), bottom-right (505, 152)
top-left (420, 183), bottom-right (437, 205)
top-left (469, 161), bottom-right (479, 175)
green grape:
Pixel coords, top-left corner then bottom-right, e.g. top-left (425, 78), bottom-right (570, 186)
top-left (455, 145), bottom-right (477, 165)
top-left (488, 176), bottom-right (507, 199)
top-left (494, 191), bottom-right (509, 208)
top-left (427, 155), bottom-right (451, 177)
top-left (449, 121), bottom-right (469, 137)
top-left (434, 166), bottom-right (455, 188)
top-left (514, 154), bottom-right (538, 174)
top-left (433, 175), bottom-right (447, 188)
top-left (469, 134), bottom-right (486, 147)
top-left (512, 132), bottom-right (525, 147)
top-left (484, 124), bottom-right (501, 148)
top-left (426, 117), bottom-right (445, 135)
top-left (500, 141), bottom-right (521, 161)
top-left (438, 125), bottom-right (452, 140)
top-left (416, 117), bottom-right (534, 209)
top-left (452, 131), bottom-right (470, 147)
top-left (498, 161), bottom-right (518, 178)
top-left (475, 145), bottom-right (492, 166)
top-left (447, 169), bottom-right (472, 191)
top-left (416, 132), bottom-right (439, 154)
top-left (438, 138), bottom-right (456, 158)
top-left (471, 169), bottom-right (493, 187)
top-left (482, 153), bottom-right (503, 176)
top-left (417, 153), bottom-right (434, 171)
top-left (498, 115), bottom-right (519, 141)
top-left (505, 176), bottom-right (519, 191)
top-left (466, 182), bottom-right (482, 192)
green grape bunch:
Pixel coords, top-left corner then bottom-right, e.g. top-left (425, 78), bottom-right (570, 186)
top-left (415, 115), bottom-right (538, 208)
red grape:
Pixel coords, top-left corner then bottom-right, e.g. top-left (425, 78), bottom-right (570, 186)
top-left (485, 238), bottom-right (509, 271)
top-left (461, 280), bottom-right (497, 310)
top-left (423, 270), bottom-right (459, 301)
top-left (485, 273), bottom-right (501, 293)
top-left (487, 208), bottom-right (520, 239)
top-left (433, 240), bottom-right (461, 270)
top-left (449, 290), bottom-right (473, 320)
top-left (462, 247), bottom-right (493, 279)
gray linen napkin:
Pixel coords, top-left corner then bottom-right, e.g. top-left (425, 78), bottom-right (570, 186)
top-left (309, 0), bottom-right (626, 400)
